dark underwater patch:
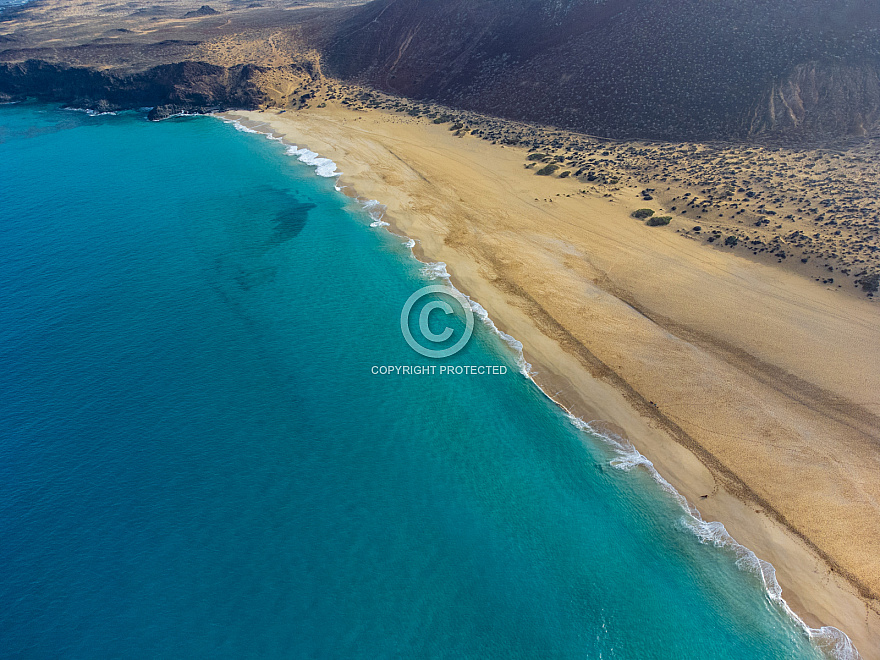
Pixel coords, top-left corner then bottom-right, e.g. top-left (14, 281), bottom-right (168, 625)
top-left (269, 199), bottom-right (317, 245)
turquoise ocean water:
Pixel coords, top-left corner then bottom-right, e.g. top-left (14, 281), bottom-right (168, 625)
top-left (0, 104), bottom-right (850, 658)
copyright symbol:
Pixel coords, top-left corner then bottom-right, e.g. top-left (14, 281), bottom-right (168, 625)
top-left (400, 285), bottom-right (475, 358)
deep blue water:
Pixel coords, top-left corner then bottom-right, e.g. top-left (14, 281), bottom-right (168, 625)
top-left (0, 104), bottom-right (832, 658)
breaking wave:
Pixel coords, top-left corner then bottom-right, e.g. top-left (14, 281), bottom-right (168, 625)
top-left (284, 146), bottom-right (341, 178)
top-left (567, 417), bottom-right (860, 660)
top-left (219, 116), bottom-right (341, 177)
top-left (221, 111), bottom-right (859, 660)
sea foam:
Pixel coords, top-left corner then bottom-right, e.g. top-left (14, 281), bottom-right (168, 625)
top-left (218, 115), bottom-right (531, 375)
top-left (420, 261), bottom-right (451, 281)
top-left (219, 116), bottom-right (342, 178)
top-left (285, 146), bottom-right (342, 178)
top-left (361, 200), bottom-right (389, 227)
top-left (468, 299), bottom-right (533, 376)
top-left (417, 260), bottom-right (533, 376)
top-left (222, 113), bottom-right (859, 660)
top-left (64, 107), bottom-right (117, 117)
top-left (229, 120), bottom-right (262, 134)
top-left (569, 417), bottom-right (860, 660)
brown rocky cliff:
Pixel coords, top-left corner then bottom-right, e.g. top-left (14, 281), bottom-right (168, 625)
top-left (0, 58), bottom-right (322, 117)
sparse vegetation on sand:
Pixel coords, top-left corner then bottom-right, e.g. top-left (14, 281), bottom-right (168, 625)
top-left (859, 273), bottom-right (880, 293)
top-left (536, 163), bottom-right (560, 176)
top-left (252, 79), bottom-right (880, 297)
top-left (646, 216), bottom-right (672, 226)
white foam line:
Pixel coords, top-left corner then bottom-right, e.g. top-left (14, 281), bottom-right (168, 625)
top-left (566, 416), bottom-right (860, 660)
top-left (361, 199), bottom-right (390, 227)
top-left (414, 258), bottom-right (533, 377)
top-left (216, 112), bottom-right (859, 660)
top-left (467, 298), bottom-right (533, 376)
top-left (64, 107), bottom-right (117, 116)
top-left (219, 116), bottom-right (342, 177)
top-left (228, 119), bottom-right (262, 134)
top-left (164, 113), bottom-right (199, 120)
top-left (285, 145), bottom-right (342, 178)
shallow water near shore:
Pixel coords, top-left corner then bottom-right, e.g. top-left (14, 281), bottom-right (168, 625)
top-left (0, 0), bottom-right (31, 10)
top-left (0, 103), bottom-right (845, 658)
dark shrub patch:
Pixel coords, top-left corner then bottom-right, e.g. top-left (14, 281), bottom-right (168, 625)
top-left (860, 273), bottom-right (880, 293)
top-left (536, 163), bottom-right (560, 176)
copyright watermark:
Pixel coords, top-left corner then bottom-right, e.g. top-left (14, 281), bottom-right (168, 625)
top-left (400, 285), bottom-right (474, 359)
top-left (372, 365), bottom-right (508, 376)
top-left (374, 285), bottom-right (509, 376)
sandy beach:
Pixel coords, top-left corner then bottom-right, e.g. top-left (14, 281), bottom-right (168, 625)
top-left (226, 101), bottom-right (880, 658)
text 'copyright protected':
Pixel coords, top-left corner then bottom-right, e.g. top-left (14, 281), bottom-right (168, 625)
top-left (372, 365), bottom-right (508, 376)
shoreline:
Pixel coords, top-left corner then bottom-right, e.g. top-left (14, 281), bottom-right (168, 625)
top-left (219, 107), bottom-right (880, 659)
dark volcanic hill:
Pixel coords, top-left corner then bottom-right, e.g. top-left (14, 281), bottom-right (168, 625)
top-left (183, 5), bottom-right (220, 18)
top-left (319, 0), bottom-right (880, 141)
top-left (2, 0), bottom-right (880, 141)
